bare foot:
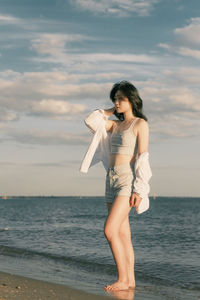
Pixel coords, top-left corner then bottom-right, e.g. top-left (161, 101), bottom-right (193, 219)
top-left (104, 280), bottom-right (129, 291)
top-left (129, 285), bottom-right (136, 290)
top-left (128, 281), bottom-right (136, 289)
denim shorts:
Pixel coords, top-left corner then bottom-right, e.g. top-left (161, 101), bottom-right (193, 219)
top-left (105, 163), bottom-right (135, 203)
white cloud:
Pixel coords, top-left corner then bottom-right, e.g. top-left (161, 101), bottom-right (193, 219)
top-left (31, 99), bottom-right (86, 118)
top-left (70, 0), bottom-right (159, 17)
top-left (8, 128), bottom-right (90, 145)
top-left (158, 18), bottom-right (200, 60)
top-left (31, 33), bottom-right (90, 56)
top-left (174, 18), bottom-right (200, 46)
top-left (163, 68), bottom-right (200, 85)
top-left (79, 52), bottom-right (156, 63)
top-left (0, 65), bottom-right (200, 142)
top-left (31, 33), bottom-right (157, 68)
top-left (0, 70), bottom-right (113, 115)
top-left (176, 47), bottom-right (200, 60)
top-left (0, 14), bottom-right (21, 24)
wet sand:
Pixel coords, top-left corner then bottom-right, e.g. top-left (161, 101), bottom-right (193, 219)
top-left (0, 271), bottom-right (112, 300)
top-left (0, 270), bottom-right (170, 300)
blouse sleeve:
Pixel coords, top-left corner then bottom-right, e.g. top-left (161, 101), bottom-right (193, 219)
top-left (84, 109), bottom-right (109, 133)
top-left (133, 152), bottom-right (152, 213)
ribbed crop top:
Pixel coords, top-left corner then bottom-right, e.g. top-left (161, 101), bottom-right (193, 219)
top-left (110, 118), bottom-right (138, 156)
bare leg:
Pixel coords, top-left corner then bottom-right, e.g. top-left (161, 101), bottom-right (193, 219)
top-left (107, 202), bottom-right (135, 289)
top-left (104, 196), bottom-right (132, 291)
top-left (119, 216), bottom-right (135, 288)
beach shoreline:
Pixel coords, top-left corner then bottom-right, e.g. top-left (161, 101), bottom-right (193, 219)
top-left (0, 270), bottom-right (168, 300)
top-left (0, 270), bottom-right (112, 300)
top-left (0, 270), bottom-right (198, 300)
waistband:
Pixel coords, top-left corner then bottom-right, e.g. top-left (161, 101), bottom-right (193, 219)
top-left (108, 162), bottom-right (135, 172)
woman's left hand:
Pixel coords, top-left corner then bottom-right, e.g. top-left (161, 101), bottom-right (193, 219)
top-left (130, 192), bottom-right (142, 209)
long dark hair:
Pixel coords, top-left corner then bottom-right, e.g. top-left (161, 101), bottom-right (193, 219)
top-left (110, 80), bottom-right (147, 121)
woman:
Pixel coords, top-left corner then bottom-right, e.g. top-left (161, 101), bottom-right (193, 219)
top-left (81, 80), bottom-right (151, 291)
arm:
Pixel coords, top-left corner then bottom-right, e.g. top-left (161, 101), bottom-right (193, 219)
top-left (84, 107), bottom-right (115, 133)
top-left (137, 119), bottom-right (149, 154)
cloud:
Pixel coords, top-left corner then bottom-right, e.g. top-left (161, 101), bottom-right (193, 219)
top-left (0, 65), bottom-right (200, 142)
top-left (174, 18), bottom-right (200, 46)
top-left (136, 73), bottom-right (200, 140)
top-left (158, 18), bottom-right (200, 60)
top-left (0, 71), bottom-right (94, 118)
top-left (141, 83), bottom-right (200, 119)
top-left (150, 115), bottom-right (200, 139)
top-left (70, 0), bottom-right (159, 17)
top-left (31, 33), bottom-right (90, 56)
top-left (0, 69), bottom-right (114, 102)
top-left (0, 108), bottom-right (19, 122)
top-left (31, 33), bottom-right (157, 68)
top-left (175, 47), bottom-right (200, 60)
top-left (0, 14), bottom-right (21, 25)
top-left (31, 99), bottom-right (86, 118)
top-left (0, 13), bottom-right (37, 31)
top-left (7, 129), bottom-right (90, 145)
top-left (163, 67), bottom-right (200, 85)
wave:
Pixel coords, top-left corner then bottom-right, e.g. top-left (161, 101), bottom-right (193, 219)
top-left (0, 244), bottom-right (114, 274)
top-left (0, 244), bottom-right (199, 292)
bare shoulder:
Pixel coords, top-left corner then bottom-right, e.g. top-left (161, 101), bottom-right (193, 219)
top-left (105, 119), bottom-right (118, 132)
top-left (134, 118), bottom-right (149, 135)
top-left (137, 118), bottom-right (149, 127)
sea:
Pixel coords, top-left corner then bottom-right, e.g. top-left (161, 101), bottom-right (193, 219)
top-left (0, 196), bottom-right (199, 300)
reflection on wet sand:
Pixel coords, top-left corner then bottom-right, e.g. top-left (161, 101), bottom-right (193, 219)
top-left (105, 288), bottom-right (135, 300)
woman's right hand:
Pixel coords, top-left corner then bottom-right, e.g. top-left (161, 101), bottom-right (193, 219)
top-left (104, 107), bottom-right (116, 117)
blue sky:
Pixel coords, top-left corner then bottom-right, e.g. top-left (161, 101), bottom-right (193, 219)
top-left (0, 0), bottom-right (199, 197)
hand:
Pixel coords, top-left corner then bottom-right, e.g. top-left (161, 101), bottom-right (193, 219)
top-left (129, 192), bottom-right (142, 210)
top-left (104, 107), bottom-right (116, 116)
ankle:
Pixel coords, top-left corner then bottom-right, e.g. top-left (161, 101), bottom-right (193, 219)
top-left (118, 278), bottom-right (129, 284)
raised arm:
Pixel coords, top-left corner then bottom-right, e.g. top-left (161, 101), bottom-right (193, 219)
top-left (104, 107), bottom-right (116, 132)
top-left (84, 107), bottom-right (115, 133)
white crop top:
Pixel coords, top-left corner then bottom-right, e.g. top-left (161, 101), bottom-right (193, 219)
top-left (110, 118), bottom-right (138, 156)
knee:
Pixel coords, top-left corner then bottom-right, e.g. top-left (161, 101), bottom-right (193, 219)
top-left (104, 224), bottom-right (116, 242)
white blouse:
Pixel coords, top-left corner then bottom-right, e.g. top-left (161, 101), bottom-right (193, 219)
top-left (79, 109), bottom-right (152, 214)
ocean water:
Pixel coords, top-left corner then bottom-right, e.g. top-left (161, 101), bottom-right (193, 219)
top-left (0, 196), bottom-right (199, 300)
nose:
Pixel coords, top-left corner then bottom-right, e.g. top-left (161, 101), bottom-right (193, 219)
top-left (115, 99), bottom-right (120, 106)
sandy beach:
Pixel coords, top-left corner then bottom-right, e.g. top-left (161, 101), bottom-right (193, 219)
top-left (0, 270), bottom-right (166, 300)
top-left (0, 271), bottom-right (113, 300)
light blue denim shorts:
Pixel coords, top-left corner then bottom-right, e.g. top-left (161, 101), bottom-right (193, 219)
top-left (105, 163), bottom-right (135, 203)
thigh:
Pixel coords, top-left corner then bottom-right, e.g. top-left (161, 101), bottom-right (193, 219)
top-left (105, 195), bottom-right (132, 232)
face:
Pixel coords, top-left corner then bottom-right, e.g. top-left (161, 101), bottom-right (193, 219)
top-left (114, 90), bottom-right (132, 113)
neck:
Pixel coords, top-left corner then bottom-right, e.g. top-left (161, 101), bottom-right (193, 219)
top-left (123, 111), bottom-right (135, 122)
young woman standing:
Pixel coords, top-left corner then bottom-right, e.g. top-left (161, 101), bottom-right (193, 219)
top-left (83, 81), bottom-right (150, 291)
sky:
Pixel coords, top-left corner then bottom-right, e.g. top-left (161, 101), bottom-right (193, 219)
top-left (0, 0), bottom-right (200, 197)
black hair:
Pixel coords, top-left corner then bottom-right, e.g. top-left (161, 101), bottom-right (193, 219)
top-left (110, 80), bottom-right (147, 121)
